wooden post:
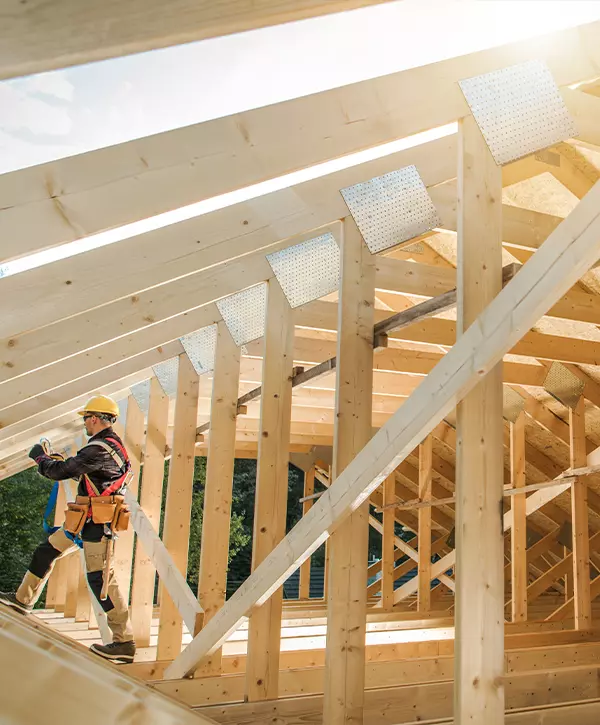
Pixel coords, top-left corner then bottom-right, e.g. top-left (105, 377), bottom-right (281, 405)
top-left (130, 377), bottom-right (169, 647)
top-left (418, 435), bottom-right (433, 613)
top-left (245, 280), bottom-right (294, 701)
top-left (299, 467), bottom-right (316, 601)
top-left (511, 411), bottom-right (527, 623)
top-left (323, 216), bottom-right (374, 725)
top-left (113, 396), bottom-right (144, 601)
top-left (196, 322), bottom-right (241, 675)
top-left (381, 474), bottom-right (396, 610)
top-left (454, 113), bottom-right (505, 723)
top-left (570, 395), bottom-right (591, 629)
top-left (157, 353), bottom-right (200, 660)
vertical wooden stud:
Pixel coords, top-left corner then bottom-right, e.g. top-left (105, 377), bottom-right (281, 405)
top-left (323, 216), bottom-right (374, 725)
top-left (454, 113), bottom-right (505, 724)
top-left (113, 395), bottom-right (145, 600)
top-left (299, 468), bottom-right (316, 601)
top-left (381, 474), bottom-right (396, 610)
top-left (570, 395), bottom-right (591, 629)
top-left (245, 281), bottom-right (294, 701)
top-left (157, 354), bottom-right (200, 660)
top-left (130, 377), bottom-right (169, 646)
top-left (511, 411), bottom-right (527, 623)
top-left (418, 436), bottom-right (433, 613)
top-left (196, 322), bottom-right (241, 675)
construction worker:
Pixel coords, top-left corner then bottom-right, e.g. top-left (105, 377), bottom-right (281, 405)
top-left (0, 395), bottom-right (136, 664)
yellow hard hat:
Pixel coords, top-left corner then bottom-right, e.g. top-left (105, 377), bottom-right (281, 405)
top-left (77, 394), bottom-right (120, 418)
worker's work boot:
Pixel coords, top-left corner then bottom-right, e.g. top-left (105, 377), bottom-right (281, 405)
top-left (89, 640), bottom-right (136, 663)
top-left (0, 591), bottom-right (33, 615)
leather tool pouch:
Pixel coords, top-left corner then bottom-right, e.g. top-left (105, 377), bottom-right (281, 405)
top-left (64, 503), bottom-right (87, 535)
top-left (90, 497), bottom-right (118, 524)
top-left (112, 495), bottom-right (130, 532)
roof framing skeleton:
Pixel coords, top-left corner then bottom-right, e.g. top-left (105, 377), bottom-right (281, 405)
top-left (6, 15), bottom-right (600, 725)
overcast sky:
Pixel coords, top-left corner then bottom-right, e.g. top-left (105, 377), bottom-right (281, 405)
top-left (2, 0), bottom-right (600, 176)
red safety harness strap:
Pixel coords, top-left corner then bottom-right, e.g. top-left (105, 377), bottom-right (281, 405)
top-left (80, 437), bottom-right (131, 513)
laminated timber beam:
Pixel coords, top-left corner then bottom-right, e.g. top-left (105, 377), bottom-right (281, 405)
top-left (2, 21), bottom-right (600, 258)
top-left (0, 1), bottom-right (397, 81)
top-left (163, 176), bottom-right (600, 681)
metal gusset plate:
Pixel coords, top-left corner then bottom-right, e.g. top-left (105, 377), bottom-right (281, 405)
top-left (340, 165), bottom-right (440, 254)
top-left (266, 232), bottom-right (340, 308)
top-left (216, 283), bottom-right (267, 346)
top-left (131, 379), bottom-right (151, 415)
top-left (180, 324), bottom-right (218, 375)
top-left (503, 386), bottom-right (526, 423)
top-left (153, 356), bottom-right (179, 398)
top-left (543, 361), bottom-right (584, 410)
top-left (459, 60), bottom-right (578, 165)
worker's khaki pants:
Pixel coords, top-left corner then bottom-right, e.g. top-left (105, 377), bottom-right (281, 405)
top-left (17, 528), bottom-right (134, 642)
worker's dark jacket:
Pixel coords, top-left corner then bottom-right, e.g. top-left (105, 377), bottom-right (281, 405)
top-left (36, 428), bottom-right (128, 542)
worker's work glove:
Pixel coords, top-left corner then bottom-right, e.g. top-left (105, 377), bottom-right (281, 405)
top-left (48, 452), bottom-right (65, 461)
top-left (28, 444), bottom-right (47, 461)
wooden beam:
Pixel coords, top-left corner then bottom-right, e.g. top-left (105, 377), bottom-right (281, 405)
top-left (454, 113), bottom-right (504, 723)
top-left (113, 396), bottom-right (144, 598)
top-left (130, 377), bottom-right (169, 646)
top-left (0, 138), bottom-right (453, 340)
top-left (157, 353), bottom-right (200, 660)
top-left (299, 468), bottom-right (316, 601)
top-left (324, 217), bottom-right (374, 725)
top-left (0, 342), bottom-right (183, 432)
top-left (163, 177), bottom-right (600, 680)
top-left (196, 322), bottom-right (241, 675)
top-left (0, 608), bottom-right (218, 725)
top-left (418, 435), bottom-right (433, 613)
top-left (0, 251), bottom-right (452, 396)
top-left (570, 395), bottom-right (592, 629)
top-left (381, 474), bottom-right (396, 610)
top-left (0, 1), bottom-right (397, 80)
top-left (245, 281), bottom-right (294, 701)
top-left (511, 411), bottom-right (528, 623)
top-left (3, 21), bottom-right (600, 262)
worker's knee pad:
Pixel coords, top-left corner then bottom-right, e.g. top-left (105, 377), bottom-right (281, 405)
top-left (86, 570), bottom-right (115, 613)
top-left (28, 539), bottom-right (63, 579)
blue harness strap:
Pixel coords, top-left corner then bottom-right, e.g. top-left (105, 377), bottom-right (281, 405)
top-left (42, 481), bottom-right (83, 549)
top-left (42, 481), bottom-right (59, 534)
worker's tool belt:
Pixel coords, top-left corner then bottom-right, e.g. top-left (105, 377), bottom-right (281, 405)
top-left (64, 494), bottom-right (130, 532)
top-left (78, 437), bottom-right (132, 532)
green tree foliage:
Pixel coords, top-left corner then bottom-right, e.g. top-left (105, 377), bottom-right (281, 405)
top-left (0, 467), bottom-right (53, 595)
